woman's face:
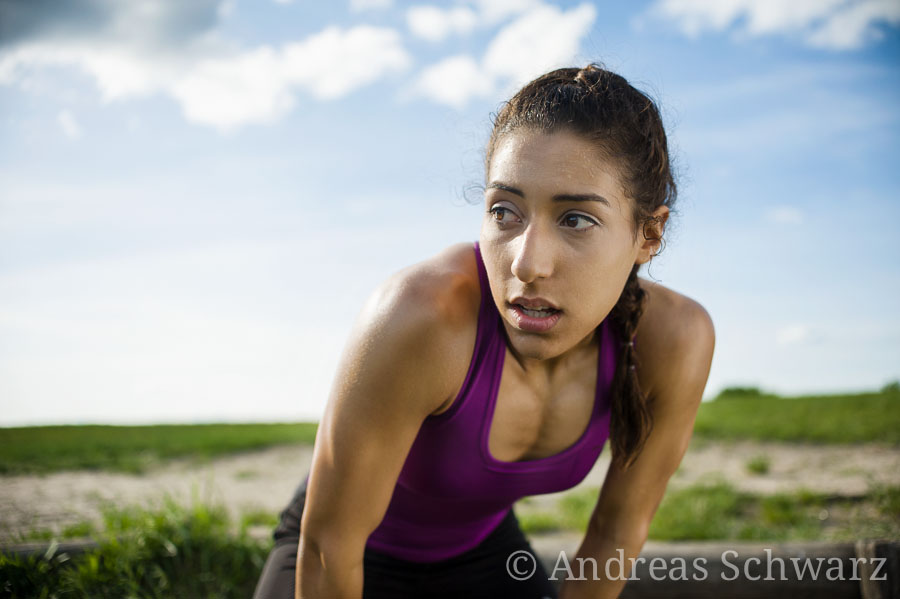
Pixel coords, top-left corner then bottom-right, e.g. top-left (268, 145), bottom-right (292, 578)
top-left (479, 128), bottom-right (651, 362)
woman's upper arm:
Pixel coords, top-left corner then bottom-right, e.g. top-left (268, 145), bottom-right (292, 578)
top-left (590, 296), bottom-right (715, 541)
top-left (299, 267), bottom-right (472, 555)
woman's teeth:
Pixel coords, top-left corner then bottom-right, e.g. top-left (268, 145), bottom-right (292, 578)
top-left (520, 306), bottom-right (556, 318)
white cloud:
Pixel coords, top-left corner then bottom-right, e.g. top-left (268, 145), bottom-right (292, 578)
top-left (407, 6), bottom-right (478, 42)
top-left (647, 0), bottom-right (900, 50)
top-left (0, 0), bottom-right (224, 51)
top-left (805, 0), bottom-right (900, 48)
top-left (0, 6), bottom-right (411, 132)
top-left (472, 0), bottom-right (542, 24)
top-left (405, 0), bottom-right (552, 42)
top-left (350, 0), bottom-right (393, 12)
top-left (414, 55), bottom-right (494, 108)
top-left (173, 27), bottom-right (410, 130)
top-left (56, 109), bottom-right (82, 139)
top-left (483, 2), bottom-right (596, 88)
top-left (0, 42), bottom-right (176, 101)
top-left (171, 47), bottom-right (296, 130)
top-left (412, 2), bottom-right (596, 108)
top-left (766, 205), bottom-right (804, 225)
top-left (282, 26), bottom-right (410, 100)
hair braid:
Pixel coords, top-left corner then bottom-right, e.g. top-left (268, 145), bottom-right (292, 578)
top-left (608, 264), bottom-right (652, 470)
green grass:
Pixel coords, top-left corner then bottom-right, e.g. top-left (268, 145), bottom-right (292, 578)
top-left (239, 509), bottom-right (279, 530)
top-left (4, 483), bottom-right (898, 596)
top-left (516, 482), bottom-right (900, 542)
top-left (745, 454), bottom-right (770, 475)
top-left (0, 500), bottom-right (271, 599)
top-left (60, 522), bottom-right (96, 539)
top-left (0, 385), bottom-right (900, 478)
top-left (872, 483), bottom-right (900, 519)
top-left (649, 482), bottom-right (833, 541)
top-left (1, 388), bottom-right (897, 475)
top-left (0, 423), bottom-right (319, 474)
top-left (693, 387), bottom-right (900, 444)
top-left (516, 512), bottom-right (563, 534)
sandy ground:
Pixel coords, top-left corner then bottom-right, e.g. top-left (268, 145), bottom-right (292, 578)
top-left (2, 440), bottom-right (898, 543)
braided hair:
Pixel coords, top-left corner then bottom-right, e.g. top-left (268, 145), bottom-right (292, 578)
top-left (485, 64), bottom-right (677, 470)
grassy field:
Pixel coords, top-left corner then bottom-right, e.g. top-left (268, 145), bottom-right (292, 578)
top-left (692, 386), bottom-right (900, 444)
top-left (1, 387), bottom-right (897, 475)
top-left (0, 423), bottom-right (318, 475)
top-left (5, 482), bottom-right (898, 598)
top-left (516, 481), bottom-right (900, 541)
top-left (2, 387), bottom-right (898, 596)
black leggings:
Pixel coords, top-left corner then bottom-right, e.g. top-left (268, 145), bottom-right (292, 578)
top-left (253, 473), bottom-right (559, 599)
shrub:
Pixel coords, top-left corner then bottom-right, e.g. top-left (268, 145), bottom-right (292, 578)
top-left (715, 386), bottom-right (763, 399)
top-left (0, 500), bottom-right (271, 598)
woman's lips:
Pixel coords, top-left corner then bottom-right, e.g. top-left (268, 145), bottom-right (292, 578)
top-left (510, 296), bottom-right (560, 311)
top-left (508, 303), bottom-right (562, 333)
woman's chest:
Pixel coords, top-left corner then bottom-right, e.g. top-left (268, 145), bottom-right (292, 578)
top-left (487, 347), bottom-right (600, 463)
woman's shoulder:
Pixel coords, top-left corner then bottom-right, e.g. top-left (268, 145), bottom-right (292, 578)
top-left (633, 278), bottom-right (715, 401)
top-left (636, 278), bottom-right (713, 331)
top-left (360, 242), bottom-right (481, 413)
top-left (379, 242), bottom-right (481, 326)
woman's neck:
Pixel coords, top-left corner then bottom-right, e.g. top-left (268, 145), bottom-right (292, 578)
top-left (504, 324), bottom-right (600, 379)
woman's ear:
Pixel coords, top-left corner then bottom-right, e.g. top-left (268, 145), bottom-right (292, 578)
top-left (635, 205), bottom-right (670, 265)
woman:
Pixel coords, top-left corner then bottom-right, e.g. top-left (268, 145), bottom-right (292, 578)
top-left (254, 64), bottom-right (715, 599)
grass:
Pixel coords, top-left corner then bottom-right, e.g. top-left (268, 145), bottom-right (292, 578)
top-left (1, 387), bottom-right (897, 475)
top-left (4, 484), bottom-right (897, 598)
top-left (745, 454), bottom-right (770, 475)
top-left (515, 482), bottom-right (900, 542)
top-left (60, 522), bottom-right (96, 539)
top-left (516, 512), bottom-right (563, 534)
top-left (5, 505), bottom-right (278, 546)
top-left (0, 422), bottom-right (319, 474)
top-left (3, 387), bottom-right (896, 593)
top-left (692, 387), bottom-right (900, 444)
top-left (239, 509), bottom-right (279, 530)
top-left (0, 500), bottom-right (271, 599)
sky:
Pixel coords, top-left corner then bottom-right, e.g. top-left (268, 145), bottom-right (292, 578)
top-left (1, 0), bottom-right (898, 426)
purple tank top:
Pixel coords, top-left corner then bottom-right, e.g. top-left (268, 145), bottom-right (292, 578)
top-left (364, 241), bottom-right (618, 562)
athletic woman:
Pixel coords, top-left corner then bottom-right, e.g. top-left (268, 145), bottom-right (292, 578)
top-left (253, 64), bottom-right (715, 599)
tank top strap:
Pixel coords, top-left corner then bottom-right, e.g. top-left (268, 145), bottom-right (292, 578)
top-left (424, 241), bottom-right (501, 422)
top-left (472, 241), bottom-right (494, 315)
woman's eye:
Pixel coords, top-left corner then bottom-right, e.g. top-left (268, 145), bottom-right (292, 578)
top-left (561, 213), bottom-right (598, 230)
top-left (488, 206), bottom-right (519, 225)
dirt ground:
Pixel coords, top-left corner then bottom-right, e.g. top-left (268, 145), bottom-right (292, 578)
top-left (1, 440), bottom-right (898, 543)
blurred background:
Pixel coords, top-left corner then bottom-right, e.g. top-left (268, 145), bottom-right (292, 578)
top-left (2, 0), bottom-right (899, 426)
top-left (2, 6), bottom-right (899, 598)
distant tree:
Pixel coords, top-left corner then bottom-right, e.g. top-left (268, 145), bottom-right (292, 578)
top-left (881, 380), bottom-right (900, 394)
top-left (716, 386), bottom-right (763, 399)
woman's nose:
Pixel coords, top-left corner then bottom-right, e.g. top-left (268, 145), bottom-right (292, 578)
top-left (510, 225), bottom-right (554, 283)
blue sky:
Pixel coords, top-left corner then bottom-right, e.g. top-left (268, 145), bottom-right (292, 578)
top-left (1, 0), bottom-right (898, 425)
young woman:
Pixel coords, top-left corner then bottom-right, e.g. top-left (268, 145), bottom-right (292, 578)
top-left (253, 64), bottom-right (715, 599)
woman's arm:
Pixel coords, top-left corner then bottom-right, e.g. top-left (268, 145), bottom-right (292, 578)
top-left (296, 261), bottom-right (476, 598)
top-left (558, 292), bottom-right (715, 599)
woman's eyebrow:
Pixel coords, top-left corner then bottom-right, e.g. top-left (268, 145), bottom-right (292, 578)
top-left (487, 182), bottom-right (610, 207)
top-left (553, 193), bottom-right (610, 207)
top-left (486, 182), bottom-right (524, 196)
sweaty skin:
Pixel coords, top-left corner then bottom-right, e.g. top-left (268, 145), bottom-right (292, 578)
top-left (295, 130), bottom-right (714, 599)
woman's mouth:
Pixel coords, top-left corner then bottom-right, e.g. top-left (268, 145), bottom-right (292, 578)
top-left (519, 305), bottom-right (557, 318)
top-left (509, 303), bottom-right (562, 332)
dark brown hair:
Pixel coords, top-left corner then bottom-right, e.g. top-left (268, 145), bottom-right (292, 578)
top-left (485, 64), bottom-right (677, 470)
